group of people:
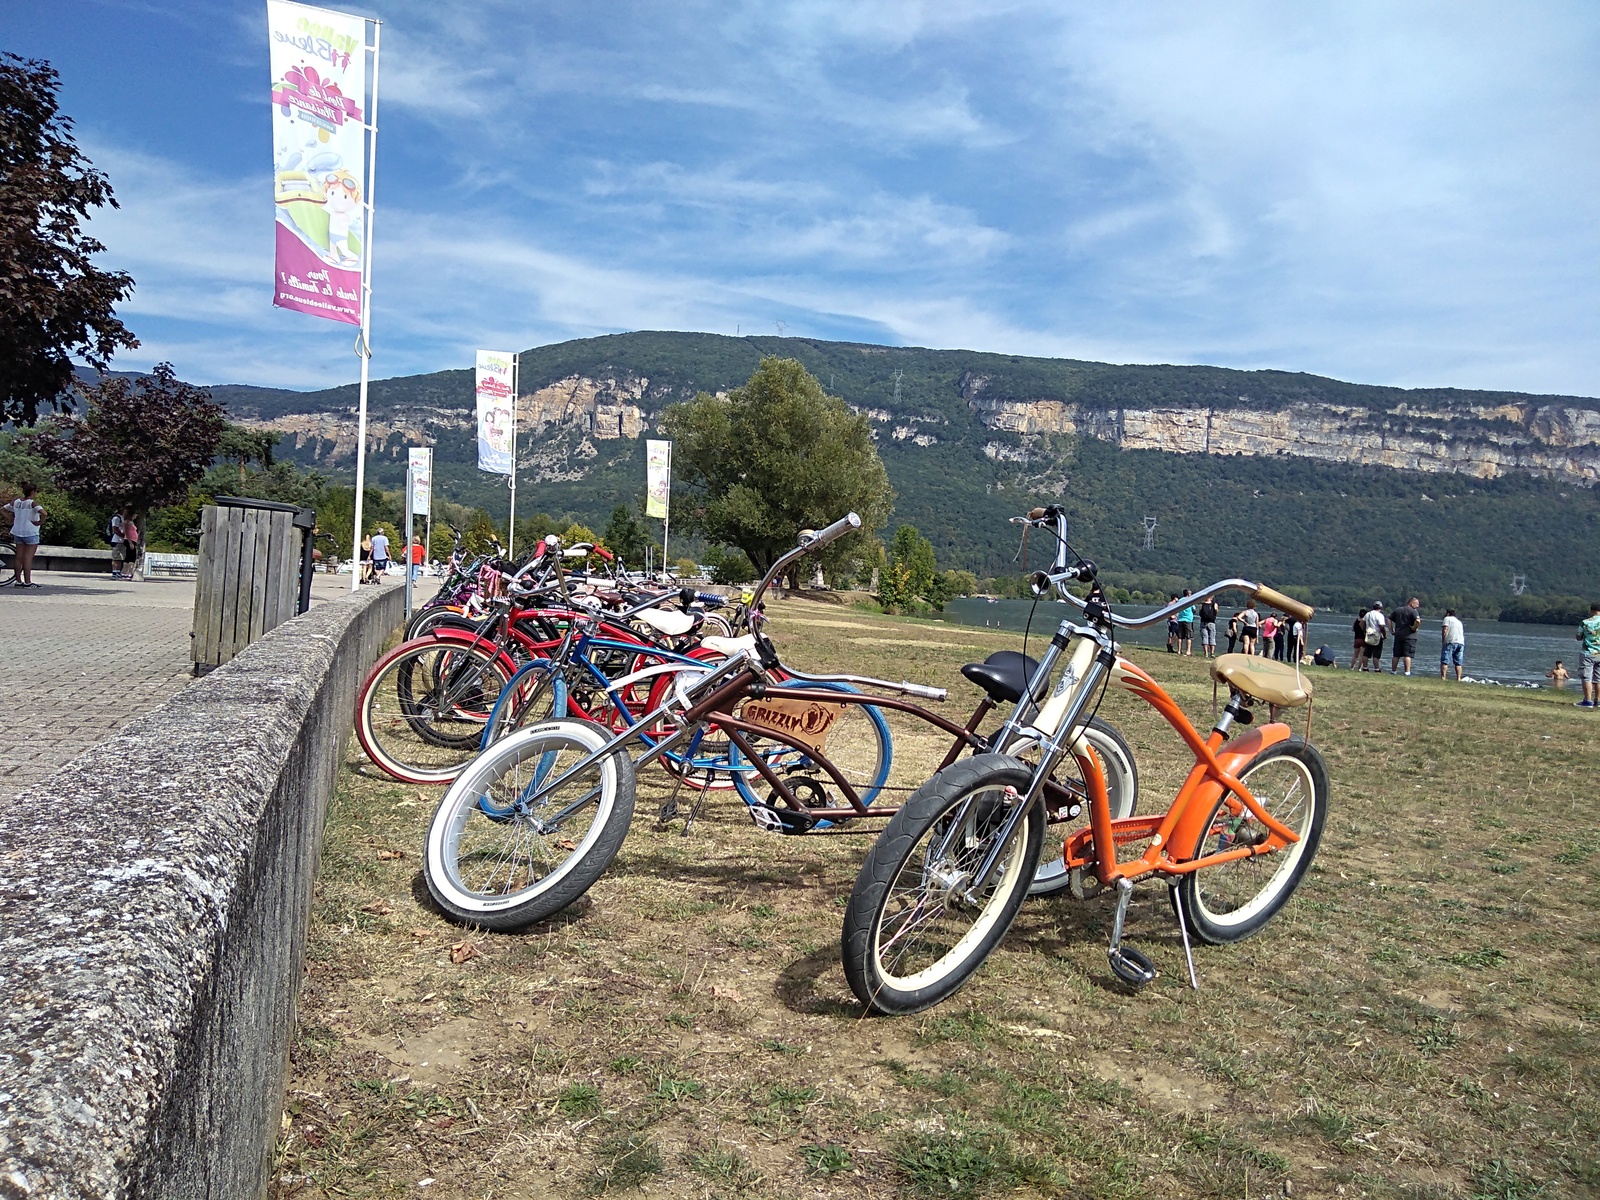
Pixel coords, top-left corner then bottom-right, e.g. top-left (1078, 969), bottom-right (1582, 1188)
top-left (1547, 602), bottom-right (1600, 708)
top-left (1163, 591), bottom-right (1308, 663)
top-left (1344, 598), bottom-right (1463, 678)
top-left (358, 530), bottom-right (427, 584)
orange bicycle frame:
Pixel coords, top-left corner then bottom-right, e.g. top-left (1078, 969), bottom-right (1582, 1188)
top-left (1060, 657), bottom-right (1299, 885)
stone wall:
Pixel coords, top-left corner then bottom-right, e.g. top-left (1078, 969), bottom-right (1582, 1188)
top-left (0, 582), bottom-right (404, 1199)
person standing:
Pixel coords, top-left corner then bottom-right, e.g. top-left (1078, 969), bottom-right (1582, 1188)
top-left (1198, 597), bottom-right (1219, 659)
top-left (1225, 611), bottom-right (1241, 654)
top-left (1361, 601), bottom-right (1387, 671)
top-left (1176, 589), bottom-right (1196, 656)
top-left (121, 512), bottom-right (140, 581)
top-left (1260, 612), bottom-right (1278, 659)
top-left (1239, 601), bottom-right (1260, 655)
top-left (108, 508), bottom-right (129, 580)
top-left (1440, 609), bottom-right (1465, 681)
top-left (1547, 660), bottom-right (1570, 689)
top-left (1350, 605), bottom-right (1369, 670)
top-left (409, 536), bottom-right (426, 581)
top-left (368, 528), bottom-right (390, 583)
top-left (4, 484), bottom-right (45, 588)
top-left (1575, 603), bottom-right (1600, 708)
top-left (1389, 597), bottom-right (1421, 676)
top-left (1273, 615), bottom-right (1289, 662)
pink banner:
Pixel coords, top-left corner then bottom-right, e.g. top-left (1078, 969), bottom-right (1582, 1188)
top-left (269, 1), bottom-right (367, 326)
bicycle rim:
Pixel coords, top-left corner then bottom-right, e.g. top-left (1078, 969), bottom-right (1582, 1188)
top-left (361, 641), bottom-right (511, 783)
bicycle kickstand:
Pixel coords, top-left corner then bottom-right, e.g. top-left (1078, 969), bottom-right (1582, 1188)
top-left (1167, 882), bottom-right (1201, 990)
top-left (1106, 877), bottom-right (1159, 988)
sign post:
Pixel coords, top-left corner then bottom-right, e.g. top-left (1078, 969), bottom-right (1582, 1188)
top-left (646, 439), bottom-right (671, 578)
top-left (406, 445), bottom-right (430, 621)
top-left (403, 462), bottom-right (414, 622)
top-left (266, 0), bottom-right (380, 593)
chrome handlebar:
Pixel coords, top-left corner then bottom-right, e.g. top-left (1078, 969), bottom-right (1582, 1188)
top-left (746, 512), bottom-right (862, 613)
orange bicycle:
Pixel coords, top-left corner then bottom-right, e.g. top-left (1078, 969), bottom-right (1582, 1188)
top-left (842, 505), bottom-right (1327, 1014)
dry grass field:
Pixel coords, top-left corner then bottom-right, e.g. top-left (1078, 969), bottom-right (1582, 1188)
top-left (272, 596), bottom-right (1600, 1199)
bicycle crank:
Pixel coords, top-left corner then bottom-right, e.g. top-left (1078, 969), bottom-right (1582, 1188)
top-left (1105, 877), bottom-right (1158, 988)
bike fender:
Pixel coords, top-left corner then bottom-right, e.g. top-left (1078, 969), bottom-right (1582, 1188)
top-left (1168, 722), bottom-right (1295, 860)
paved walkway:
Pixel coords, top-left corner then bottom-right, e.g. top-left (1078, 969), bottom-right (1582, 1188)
top-left (0, 570), bottom-right (419, 798)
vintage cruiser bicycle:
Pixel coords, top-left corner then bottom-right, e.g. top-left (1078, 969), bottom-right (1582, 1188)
top-left (421, 514), bottom-right (1140, 930)
top-left (840, 505), bottom-right (1329, 1014)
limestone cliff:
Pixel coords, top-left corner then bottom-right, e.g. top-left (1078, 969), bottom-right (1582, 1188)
top-left (960, 373), bottom-right (1600, 485)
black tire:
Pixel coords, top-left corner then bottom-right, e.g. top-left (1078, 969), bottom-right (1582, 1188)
top-left (424, 718), bottom-right (635, 929)
top-left (841, 755), bottom-right (1043, 1015)
top-left (1178, 738), bottom-right (1328, 944)
top-left (1012, 716), bottom-right (1139, 897)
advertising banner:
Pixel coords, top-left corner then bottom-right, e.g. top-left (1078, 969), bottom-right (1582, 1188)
top-left (408, 447), bottom-right (432, 514)
top-left (475, 350), bottom-right (516, 475)
top-left (645, 439), bottom-right (672, 518)
top-left (268, 0), bottom-right (368, 325)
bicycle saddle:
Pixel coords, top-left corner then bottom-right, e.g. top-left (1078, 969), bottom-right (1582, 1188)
top-left (961, 650), bottom-right (1049, 706)
top-left (700, 634), bottom-right (757, 657)
top-left (635, 606), bottom-right (698, 637)
top-left (1210, 654), bottom-right (1313, 708)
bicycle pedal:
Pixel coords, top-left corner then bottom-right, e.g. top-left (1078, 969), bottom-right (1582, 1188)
top-left (657, 799), bottom-right (680, 823)
top-left (1107, 943), bottom-right (1158, 988)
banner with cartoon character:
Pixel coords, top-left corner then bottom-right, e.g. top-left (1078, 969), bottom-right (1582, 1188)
top-left (409, 447), bottom-right (432, 515)
top-left (645, 440), bottom-right (672, 518)
top-left (476, 351), bottom-right (516, 475)
top-left (269, 1), bottom-right (368, 325)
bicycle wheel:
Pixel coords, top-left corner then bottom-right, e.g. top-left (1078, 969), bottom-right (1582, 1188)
top-left (424, 718), bottom-right (636, 929)
top-left (841, 755), bottom-right (1043, 1014)
top-left (480, 661), bottom-right (567, 747)
top-left (356, 636), bottom-right (515, 785)
top-left (1178, 738), bottom-right (1328, 944)
top-left (1014, 717), bottom-right (1139, 897)
top-left (727, 683), bottom-right (892, 825)
top-left (0, 544), bottom-right (13, 587)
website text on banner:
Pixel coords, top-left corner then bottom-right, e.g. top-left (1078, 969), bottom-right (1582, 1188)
top-left (475, 351), bottom-right (516, 476)
top-left (409, 447), bottom-right (431, 515)
top-left (268, 1), bottom-right (368, 326)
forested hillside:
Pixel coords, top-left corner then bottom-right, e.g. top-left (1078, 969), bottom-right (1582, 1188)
top-left (212, 332), bottom-right (1600, 612)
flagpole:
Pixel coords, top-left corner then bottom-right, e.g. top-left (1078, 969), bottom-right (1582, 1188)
top-left (661, 441), bottom-right (671, 575)
top-left (349, 15), bottom-right (381, 593)
top-left (507, 353), bottom-right (518, 558)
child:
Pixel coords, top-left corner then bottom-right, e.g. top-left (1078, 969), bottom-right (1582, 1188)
top-left (1547, 660), bottom-right (1570, 688)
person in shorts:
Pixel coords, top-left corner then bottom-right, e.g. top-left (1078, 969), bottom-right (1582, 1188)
top-left (1238, 601), bottom-right (1260, 654)
top-left (1176, 589), bottom-right (1196, 656)
top-left (4, 484), bottom-right (45, 587)
top-left (1198, 598), bottom-right (1219, 658)
top-left (1440, 609), bottom-right (1465, 681)
top-left (1576, 603), bottom-right (1600, 708)
top-left (368, 529), bottom-right (390, 583)
top-left (1389, 596), bottom-right (1421, 676)
top-left (1361, 601), bottom-right (1387, 671)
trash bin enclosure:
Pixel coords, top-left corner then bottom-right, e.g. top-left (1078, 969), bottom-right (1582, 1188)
top-left (191, 499), bottom-right (305, 673)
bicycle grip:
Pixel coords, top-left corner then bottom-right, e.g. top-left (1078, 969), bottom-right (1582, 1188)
top-left (1253, 585), bottom-right (1315, 624)
top-left (1027, 507), bottom-right (1047, 520)
top-left (801, 512), bottom-right (861, 551)
top-left (899, 681), bottom-right (948, 702)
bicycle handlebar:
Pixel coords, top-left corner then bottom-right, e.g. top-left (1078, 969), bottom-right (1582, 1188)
top-left (747, 512), bottom-right (862, 613)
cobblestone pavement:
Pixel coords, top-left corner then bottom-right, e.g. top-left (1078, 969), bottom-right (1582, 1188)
top-left (0, 570), bottom-right (411, 800)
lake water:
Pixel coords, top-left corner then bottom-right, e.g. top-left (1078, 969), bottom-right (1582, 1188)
top-left (940, 598), bottom-right (1582, 688)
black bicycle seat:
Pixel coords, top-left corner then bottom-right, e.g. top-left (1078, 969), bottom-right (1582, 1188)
top-left (960, 650), bottom-right (1048, 706)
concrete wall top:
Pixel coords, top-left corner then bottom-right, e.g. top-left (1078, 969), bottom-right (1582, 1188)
top-left (0, 581), bottom-right (402, 1198)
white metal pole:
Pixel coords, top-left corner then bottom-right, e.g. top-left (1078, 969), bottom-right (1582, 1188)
top-left (507, 353), bottom-right (518, 558)
top-left (661, 441), bottom-right (671, 575)
top-left (404, 464), bottom-right (414, 621)
top-left (348, 16), bottom-right (381, 593)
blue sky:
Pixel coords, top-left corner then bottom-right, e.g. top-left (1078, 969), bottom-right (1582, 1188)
top-left (8, 1), bottom-right (1600, 396)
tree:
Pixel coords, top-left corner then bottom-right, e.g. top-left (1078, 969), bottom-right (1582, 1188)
top-left (889, 524), bottom-right (937, 597)
top-left (1, 55), bottom-right (138, 425)
top-left (601, 503), bottom-right (651, 568)
top-left (35, 363), bottom-right (224, 520)
top-left (662, 357), bottom-right (893, 579)
top-left (217, 422), bottom-right (280, 489)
